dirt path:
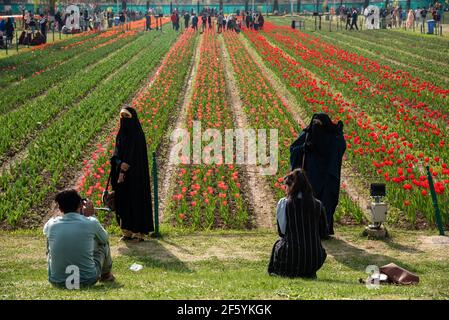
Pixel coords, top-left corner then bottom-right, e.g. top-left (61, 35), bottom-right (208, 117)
top-left (240, 34), bottom-right (372, 219)
top-left (158, 35), bottom-right (202, 222)
top-left (219, 34), bottom-right (276, 230)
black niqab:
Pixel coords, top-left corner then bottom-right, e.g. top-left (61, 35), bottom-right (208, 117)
top-left (110, 107), bottom-right (154, 234)
top-left (290, 113), bottom-right (346, 234)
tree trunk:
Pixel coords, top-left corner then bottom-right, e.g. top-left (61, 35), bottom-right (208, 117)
top-left (273, 0), bottom-right (279, 12)
top-left (406, 0), bottom-right (411, 10)
top-left (364, 0), bottom-right (370, 8)
top-left (245, 0), bottom-right (249, 12)
top-left (49, 0), bottom-right (56, 15)
top-left (220, 0), bottom-right (224, 12)
top-left (122, 1), bottom-right (127, 11)
top-left (297, 0), bottom-right (302, 14)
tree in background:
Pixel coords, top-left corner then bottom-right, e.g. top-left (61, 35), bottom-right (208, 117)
top-left (273, 0), bottom-right (279, 12)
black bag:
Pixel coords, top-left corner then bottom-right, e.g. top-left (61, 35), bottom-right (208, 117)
top-left (102, 172), bottom-right (115, 211)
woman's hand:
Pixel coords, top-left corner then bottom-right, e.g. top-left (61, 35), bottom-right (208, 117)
top-left (118, 172), bottom-right (125, 184)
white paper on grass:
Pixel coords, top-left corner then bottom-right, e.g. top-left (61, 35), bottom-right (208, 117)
top-left (130, 263), bottom-right (143, 272)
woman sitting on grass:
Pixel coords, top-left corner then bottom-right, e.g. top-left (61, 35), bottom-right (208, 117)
top-left (268, 169), bottom-right (329, 279)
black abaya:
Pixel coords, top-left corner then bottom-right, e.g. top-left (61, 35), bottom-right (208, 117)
top-left (110, 107), bottom-right (154, 234)
top-left (268, 197), bottom-right (328, 278)
top-left (290, 113), bottom-right (346, 234)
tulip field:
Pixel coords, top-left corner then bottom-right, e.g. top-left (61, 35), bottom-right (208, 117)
top-left (0, 17), bottom-right (448, 231)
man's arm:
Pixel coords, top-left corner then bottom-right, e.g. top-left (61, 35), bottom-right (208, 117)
top-left (93, 219), bottom-right (109, 245)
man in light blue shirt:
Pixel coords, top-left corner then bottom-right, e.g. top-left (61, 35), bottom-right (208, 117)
top-left (44, 189), bottom-right (114, 287)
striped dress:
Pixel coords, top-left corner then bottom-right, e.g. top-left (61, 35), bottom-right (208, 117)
top-left (268, 197), bottom-right (328, 278)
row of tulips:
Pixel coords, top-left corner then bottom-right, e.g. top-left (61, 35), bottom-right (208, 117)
top-left (0, 31), bottom-right (164, 164)
top-left (0, 32), bottom-right (101, 80)
top-left (77, 29), bottom-right (198, 224)
top-left (222, 30), bottom-right (364, 223)
top-left (268, 19), bottom-right (449, 86)
top-left (263, 25), bottom-right (449, 161)
top-left (168, 28), bottom-right (249, 229)
top-left (337, 30), bottom-right (449, 65)
top-left (244, 28), bottom-right (448, 224)
top-left (315, 31), bottom-right (449, 88)
top-left (0, 30), bottom-right (178, 226)
top-left (0, 18), bottom-right (168, 90)
top-left (0, 31), bottom-right (118, 88)
top-left (0, 19), bottom-right (153, 70)
top-left (0, 28), bottom-right (143, 111)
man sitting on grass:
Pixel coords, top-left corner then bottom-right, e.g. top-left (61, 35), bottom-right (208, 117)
top-left (44, 189), bottom-right (115, 288)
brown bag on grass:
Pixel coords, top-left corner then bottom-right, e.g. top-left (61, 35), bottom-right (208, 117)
top-left (379, 263), bottom-right (419, 285)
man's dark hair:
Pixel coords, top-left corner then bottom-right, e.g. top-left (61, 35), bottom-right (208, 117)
top-left (55, 189), bottom-right (82, 213)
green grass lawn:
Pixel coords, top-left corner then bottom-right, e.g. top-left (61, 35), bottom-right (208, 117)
top-left (1, 225), bottom-right (448, 300)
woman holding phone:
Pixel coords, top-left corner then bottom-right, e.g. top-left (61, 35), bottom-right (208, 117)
top-left (110, 107), bottom-right (154, 242)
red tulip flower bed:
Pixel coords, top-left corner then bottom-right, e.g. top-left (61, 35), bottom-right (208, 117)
top-left (244, 27), bottom-right (449, 224)
top-left (78, 29), bottom-right (197, 224)
top-left (168, 29), bottom-right (249, 230)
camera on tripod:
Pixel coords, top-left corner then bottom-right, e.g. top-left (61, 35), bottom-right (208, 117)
top-left (363, 183), bottom-right (388, 239)
top-left (369, 183), bottom-right (387, 229)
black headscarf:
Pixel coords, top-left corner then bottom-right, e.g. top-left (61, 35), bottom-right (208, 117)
top-left (111, 107), bottom-right (154, 234)
top-left (305, 113), bottom-right (340, 157)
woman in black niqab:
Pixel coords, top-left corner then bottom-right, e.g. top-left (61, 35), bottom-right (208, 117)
top-left (110, 107), bottom-right (154, 241)
top-left (290, 113), bottom-right (346, 235)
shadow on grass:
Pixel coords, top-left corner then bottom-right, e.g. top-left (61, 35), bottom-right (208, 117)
top-left (324, 237), bottom-right (418, 273)
top-left (382, 238), bottom-right (424, 254)
top-left (118, 239), bottom-right (192, 273)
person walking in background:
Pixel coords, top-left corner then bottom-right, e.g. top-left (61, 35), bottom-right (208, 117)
top-left (253, 13), bottom-right (260, 30)
top-left (345, 8), bottom-right (351, 29)
top-left (217, 12), bottom-right (223, 33)
top-left (406, 9), bottom-right (414, 29)
top-left (350, 8), bottom-right (359, 30)
top-left (110, 107), bottom-right (154, 242)
top-left (192, 13), bottom-right (198, 31)
top-left (259, 13), bottom-right (265, 30)
top-left (44, 189), bottom-right (114, 287)
top-left (55, 10), bottom-right (62, 31)
top-left (245, 11), bottom-right (251, 28)
top-left (145, 10), bottom-right (152, 30)
top-left (207, 13), bottom-right (212, 29)
top-left (268, 169), bottom-right (328, 279)
top-left (39, 14), bottom-right (47, 43)
top-left (175, 11), bottom-right (180, 31)
top-left (201, 13), bottom-right (207, 33)
top-left (5, 18), bottom-right (14, 45)
top-left (184, 11), bottom-right (190, 29)
top-left (171, 11), bottom-right (177, 30)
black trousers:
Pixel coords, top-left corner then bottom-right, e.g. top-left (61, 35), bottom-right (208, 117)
top-left (350, 20), bottom-right (358, 30)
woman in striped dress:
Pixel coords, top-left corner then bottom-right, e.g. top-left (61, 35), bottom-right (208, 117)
top-left (268, 169), bottom-right (329, 278)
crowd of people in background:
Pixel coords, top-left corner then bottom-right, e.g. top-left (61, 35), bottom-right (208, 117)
top-left (0, 7), bottom-right (144, 48)
top-left (161, 8), bottom-right (265, 34)
top-left (335, 1), bottom-right (445, 31)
